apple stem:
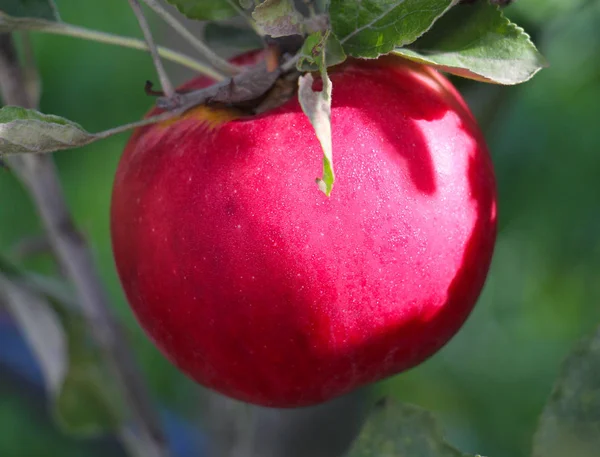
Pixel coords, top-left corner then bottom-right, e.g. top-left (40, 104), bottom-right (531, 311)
top-left (128, 0), bottom-right (176, 98)
top-left (0, 32), bottom-right (171, 457)
top-left (140, 0), bottom-right (242, 77)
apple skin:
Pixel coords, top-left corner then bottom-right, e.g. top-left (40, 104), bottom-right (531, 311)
top-left (111, 53), bottom-right (497, 407)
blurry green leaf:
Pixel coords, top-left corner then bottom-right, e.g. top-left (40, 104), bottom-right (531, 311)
top-left (0, 273), bottom-right (68, 394)
top-left (329, 0), bottom-right (456, 58)
top-left (347, 399), bottom-right (484, 457)
top-left (0, 254), bottom-right (21, 276)
top-left (252, 0), bottom-right (304, 37)
top-left (204, 22), bottom-right (263, 53)
top-left (394, 2), bottom-right (548, 84)
top-left (297, 31), bottom-right (335, 196)
top-left (0, 0), bottom-right (60, 21)
top-left (0, 106), bottom-right (96, 155)
top-left (532, 324), bottom-right (600, 457)
top-left (0, 254), bottom-right (74, 305)
top-left (55, 369), bottom-right (122, 436)
top-left (511, 0), bottom-right (589, 23)
top-left (54, 315), bottom-right (124, 437)
top-left (165, 0), bottom-right (237, 21)
top-left (297, 30), bottom-right (346, 71)
top-left (315, 0), bottom-right (329, 13)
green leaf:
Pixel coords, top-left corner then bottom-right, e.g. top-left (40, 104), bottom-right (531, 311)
top-left (297, 31), bottom-right (335, 196)
top-left (532, 324), bottom-right (600, 457)
top-left (329, 0), bottom-right (456, 58)
top-left (0, 254), bottom-right (22, 277)
top-left (0, 255), bottom-right (73, 305)
top-left (0, 106), bottom-right (96, 156)
top-left (0, 273), bottom-right (68, 395)
top-left (394, 2), bottom-right (548, 84)
top-left (0, 0), bottom-right (60, 21)
top-left (347, 399), bottom-right (484, 457)
top-left (55, 363), bottom-right (123, 436)
top-left (297, 31), bottom-right (346, 72)
top-left (165, 0), bottom-right (238, 21)
top-left (204, 22), bottom-right (263, 53)
top-left (252, 0), bottom-right (304, 37)
top-left (53, 312), bottom-right (124, 437)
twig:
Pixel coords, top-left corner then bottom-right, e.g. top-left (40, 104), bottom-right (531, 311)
top-left (0, 33), bottom-right (169, 457)
top-left (94, 108), bottom-right (185, 138)
top-left (154, 46), bottom-right (303, 112)
top-left (140, 0), bottom-right (240, 77)
top-left (155, 59), bottom-right (282, 110)
top-left (9, 234), bottom-right (52, 261)
top-left (20, 32), bottom-right (40, 108)
top-left (6, 19), bottom-right (223, 79)
top-left (128, 0), bottom-right (175, 98)
top-left (281, 53), bottom-right (300, 72)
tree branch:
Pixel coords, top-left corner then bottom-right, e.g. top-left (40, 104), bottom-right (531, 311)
top-left (140, 0), bottom-right (241, 78)
top-left (128, 0), bottom-right (175, 98)
top-left (5, 19), bottom-right (222, 79)
top-left (0, 33), bottom-right (169, 457)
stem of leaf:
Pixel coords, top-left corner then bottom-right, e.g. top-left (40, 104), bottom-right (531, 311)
top-left (20, 32), bottom-right (41, 107)
top-left (11, 20), bottom-right (224, 80)
top-left (128, 0), bottom-right (175, 98)
top-left (94, 108), bottom-right (183, 139)
top-left (140, 0), bottom-right (241, 77)
top-left (281, 53), bottom-right (301, 72)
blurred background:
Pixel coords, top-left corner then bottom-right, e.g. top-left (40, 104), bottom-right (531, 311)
top-left (1, 0), bottom-right (599, 456)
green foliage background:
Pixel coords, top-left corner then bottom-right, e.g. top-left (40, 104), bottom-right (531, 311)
top-left (0, 1), bottom-right (599, 456)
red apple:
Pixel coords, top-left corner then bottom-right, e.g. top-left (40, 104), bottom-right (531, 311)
top-left (111, 53), bottom-right (497, 407)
